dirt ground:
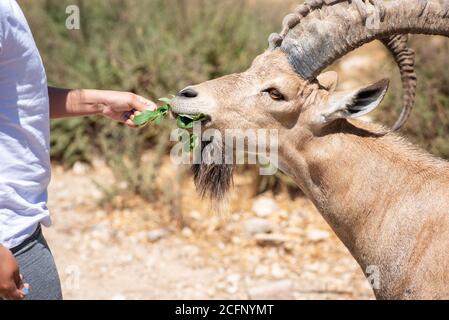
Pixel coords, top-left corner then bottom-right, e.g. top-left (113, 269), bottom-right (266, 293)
top-left (45, 162), bottom-right (374, 300)
top-left (43, 41), bottom-right (389, 300)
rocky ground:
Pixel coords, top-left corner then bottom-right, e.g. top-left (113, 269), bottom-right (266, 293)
top-left (45, 160), bottom-right (374, 300)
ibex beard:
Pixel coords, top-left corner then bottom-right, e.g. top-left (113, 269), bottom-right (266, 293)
top-left (192, 139), bottom-right (234, 202)
top-left (188, 126), bottom-right (279, 201)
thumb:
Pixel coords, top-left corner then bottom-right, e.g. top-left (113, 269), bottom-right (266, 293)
top-left (132, 95), bottom-right (157, 112)
top-left (15, 274), bottom-right (30, 299)
top-left (13, 270), bottom-right (23, 289)
top-left (3, 274), bottom-right (26, 300)
top-left (15, 273), bottom-right (30, 294)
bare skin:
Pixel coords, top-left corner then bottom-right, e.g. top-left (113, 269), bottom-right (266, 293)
top-left (0, 245), bottom-right (28, 300)
top-left (171, 50), bottom-right (449, 299)
top-left (48, 87), bottom-right (156, 127)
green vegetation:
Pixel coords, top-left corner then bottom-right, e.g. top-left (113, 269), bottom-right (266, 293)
top-left (22, 0), bottom-right (284, 165)
top-left (176, 113), bottom-right (208, 130)
top-left (132, 98), bottom-right (206, 151)
top-left (132, 102), bottom-right (170, 127)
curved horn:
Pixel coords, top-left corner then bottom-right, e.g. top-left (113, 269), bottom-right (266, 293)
top-left (381, 35), bottom-right (417, 131)
top-left (271, 0), bottom-right (448, 78)
top-left (269, 0), bottom-right (447, 130)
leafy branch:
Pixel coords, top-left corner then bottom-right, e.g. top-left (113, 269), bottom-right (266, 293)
top-left (133, 97), bottom-right (207, 150)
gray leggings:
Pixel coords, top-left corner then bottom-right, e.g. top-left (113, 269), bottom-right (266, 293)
top-left (11, 225), bottom-right (63, 300)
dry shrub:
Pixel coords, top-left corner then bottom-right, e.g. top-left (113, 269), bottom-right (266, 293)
top-left (379, 36), bottom-right (449, 159)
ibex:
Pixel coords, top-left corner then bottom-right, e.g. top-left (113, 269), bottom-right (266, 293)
top-left (171, 0), bottom-right (449, 299)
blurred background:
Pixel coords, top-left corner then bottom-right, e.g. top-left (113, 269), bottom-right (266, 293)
top-left (20, 0), bottom-right (448, 299)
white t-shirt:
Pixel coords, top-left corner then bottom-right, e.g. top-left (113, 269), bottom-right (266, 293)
top-left (0, 0), bottom-right (52, 249)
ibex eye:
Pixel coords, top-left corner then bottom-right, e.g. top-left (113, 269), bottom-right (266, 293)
top-left (264, 88), bottom-right (284, 101)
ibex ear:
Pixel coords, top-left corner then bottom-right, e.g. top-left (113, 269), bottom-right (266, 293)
top-left (317, 71), bottom-right (338, 92)
top-left (322, 79), bottom-right (389, 122)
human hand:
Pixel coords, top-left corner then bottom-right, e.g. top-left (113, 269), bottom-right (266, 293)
top-left (0, 245), bottom-right (29, 300)
top-left (97, 91), bottom-right (157, 128)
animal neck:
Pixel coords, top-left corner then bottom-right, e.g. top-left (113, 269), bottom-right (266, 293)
top-left (278, 119), bottom-right (449, 297)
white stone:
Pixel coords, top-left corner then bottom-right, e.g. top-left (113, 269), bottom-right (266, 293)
top-left (90, 223), bottom-right (111, 242)
top-left (226, 274), bottom-right (241, 284)
top-left (231, 236), bottom-right (241, 244)
top-left (278, 210), bottom-right (289, 219)
top-left (247, 280), bottom-right (294, 300)
top-left (252, 197), bottom-right (279, 217)
top-left (307, 229), bottom-right (330, 242)
top-left (190, 210), bottom-right (201, 220)
top-left (89, 239), bottom-right (104, 251)
top-left (120, 254), bottom-right (134, 264)
top-left (271, 263), bottom-right (286, 279)
top-left (254, 265), bottom-right (270, 277)
top-left (118, 181), bottom-right (128, 190)
top-left (72, 161), bottom-right (89, 175)
top-left (145, 257), bottom-right (157, 268)
top-left (244, 218), bottom-right (273, 235)
top-left (181, 227), bottom-right (193, 238)
top-left (207, 288), bottom-right (217, 297)
top-left (147, 228), bottom-right (171, 242)
top-left (226, 285), bottom-right (239, 295)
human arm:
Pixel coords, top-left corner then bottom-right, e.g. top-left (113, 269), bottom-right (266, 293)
top-left (48, 87), bottom-right (156, 128)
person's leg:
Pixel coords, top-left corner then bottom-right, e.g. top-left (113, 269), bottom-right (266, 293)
top-left (12, 226), bottom-right (63, 300)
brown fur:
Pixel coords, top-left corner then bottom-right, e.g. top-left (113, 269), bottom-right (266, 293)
top-left (192, 140), bottom-right (234, 201)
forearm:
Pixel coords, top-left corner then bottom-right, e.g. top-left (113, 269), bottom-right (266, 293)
top-left (48, 87), bottom-right (106, 119)
top-left (48, 87), bottom-right (155, 127)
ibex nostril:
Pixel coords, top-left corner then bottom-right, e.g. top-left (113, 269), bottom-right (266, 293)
top-left (178, 87), bottom-right (198, 98)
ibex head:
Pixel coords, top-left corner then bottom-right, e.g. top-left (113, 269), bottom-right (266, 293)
top-left (174, 50), bottom-right (389, 133)
top-left (171, 0), bottom-right (449, 199)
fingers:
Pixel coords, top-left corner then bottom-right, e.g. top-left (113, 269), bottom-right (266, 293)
top-left (7, 270), bottom-right (27, 300)
top-left (13, 270), bottom-right (23, 289)
top-left (121, 110), bottom-right (136, 122)
top-left (131, 94), bottom-right (157, 112)
top-left (121, 110), bottom-right (141, 128)
top-left (21, 283), bottom-right (30, 297)
top-left (125, 119), bottom-right (138, 129)
top-left (102, 92), bottom-right (156, 128)
top-left (1, 282), bottom-right (26, 300)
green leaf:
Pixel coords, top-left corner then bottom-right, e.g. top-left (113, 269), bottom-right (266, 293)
top-left (176, 113), bottom-right (208, 129)
top-left (190, 134), bottom-right (199, 150)
top-left (158, 97), bottom-right (172, 104)
top-left (133, 102), bottom-right (171, 127)
top-left (154, 114), bottom-right (164, 125)
top-left (158, 104), bottom-right (170, 115)
top-left (177, 115), bottom-right (194, 129)
top-left (133, 110), bottom-right (160, 126)
top-left (132, 95), bottom-right (208, 134)
top-left (182, 134), bottom-right (200, 152)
